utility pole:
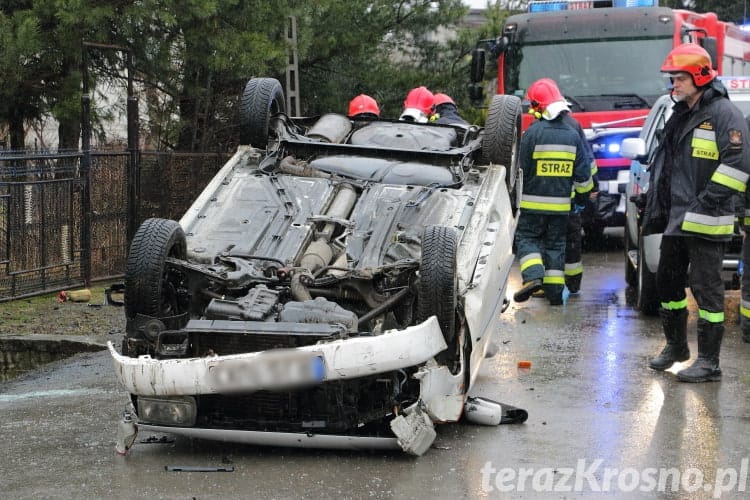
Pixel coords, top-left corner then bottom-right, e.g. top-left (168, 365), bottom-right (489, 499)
top-left (285, 16), bottom-right (301, 116)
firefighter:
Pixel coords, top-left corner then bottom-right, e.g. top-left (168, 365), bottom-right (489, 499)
top-left (513, 78), bottom-right (594, 305)
top-left (645, 43), bottom-right (750, 382)
top-left (525, 78), bottom-right (597, 296)
top-left (348, 94), bottom-right (380, 119)
top-left (562, 112), bottom-right (597, 294)
top-left (400, 86), bottom-right (434, 123)
top-left (740, 114), bottom-right (750, 344)
top-left (431, 93), bottom-right (469, 126)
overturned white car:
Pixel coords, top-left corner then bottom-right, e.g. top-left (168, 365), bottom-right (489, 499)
top-left (109, 78), bottom-right (523, 455)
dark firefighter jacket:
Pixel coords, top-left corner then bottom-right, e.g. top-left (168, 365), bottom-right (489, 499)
top-left (643, 81), bottom-right (750, 241)
top-left (433, 103), bottom-right (469, 127)
top-left (519, 116), bottom-right (594, 214)
top-left (561, 113), bottom-right (597, 179)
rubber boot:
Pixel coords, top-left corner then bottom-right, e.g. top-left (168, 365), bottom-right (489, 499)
top-left (648, 308), bottom-right (689, 371)
top-left (565, 275), bottom-right (582, 294)
top-left (513, 279), bottom-right (543, 303)
top-left (676, 319), bottom-right (723, 382)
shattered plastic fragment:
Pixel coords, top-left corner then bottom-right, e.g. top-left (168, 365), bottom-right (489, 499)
top-left (115, 412), bottom-right (137, 455)
top-left (389, 405), bottom-right (436, 456)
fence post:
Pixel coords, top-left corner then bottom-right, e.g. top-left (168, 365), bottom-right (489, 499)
top-left (81, 43), bottom-right (92, 286)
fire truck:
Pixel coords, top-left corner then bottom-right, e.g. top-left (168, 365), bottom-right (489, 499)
top-left (470, 0), bottom-right (750, 239)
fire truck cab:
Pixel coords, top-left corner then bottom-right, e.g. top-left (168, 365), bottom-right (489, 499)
top-left (470, 0), bottom-right (750, 240)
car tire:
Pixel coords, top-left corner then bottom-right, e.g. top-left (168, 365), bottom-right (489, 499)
top-left (481, 94), bottom-right (522, 210)
top-left (624, 224), bottom-right (637, 287)
top-left (417, 225), bottom-right (458, 344)
top-left (239, 77), bottom-right (285, 148)
top-left (124, 218), bottom-right (187, 319)
top-left (636, 229), bottom-right (659, 316)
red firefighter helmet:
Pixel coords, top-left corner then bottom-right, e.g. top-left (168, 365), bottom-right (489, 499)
top-left (660, 43), bottom-right (717, 87)
top-left (348, 94), bottom-right (380, 117)
top-left (524, 78), bottom-right (565, 112)
top-left (403, 86), bottom-right (435, 115)
top-left (433, 93), bottom-right (456, 107)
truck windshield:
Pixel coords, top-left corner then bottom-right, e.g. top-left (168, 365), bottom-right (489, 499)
top-left (504, 38), bottom-right (674, 110)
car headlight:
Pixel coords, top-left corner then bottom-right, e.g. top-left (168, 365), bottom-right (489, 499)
top-left (137, 396), bottom-right (197, 427)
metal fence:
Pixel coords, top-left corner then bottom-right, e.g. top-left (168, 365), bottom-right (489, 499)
top-left (0, 150), bottom-right (230, 301)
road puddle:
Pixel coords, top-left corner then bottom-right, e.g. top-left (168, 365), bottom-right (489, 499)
top-left (0, 337), bottom-right (104, 382)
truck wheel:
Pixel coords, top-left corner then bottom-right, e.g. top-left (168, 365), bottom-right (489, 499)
top-left (624, 224), bottom-right (637, 287)
top-left (481, 94), bottom-right (522, 209)
top-left (636, 230), bottom-right (659, 316)
top-left (125, 218), bottom-right (187, 319)
top-left (239, 77), bottom-right (285, 148)
top-left (417, 225), bottom-right (458, 344)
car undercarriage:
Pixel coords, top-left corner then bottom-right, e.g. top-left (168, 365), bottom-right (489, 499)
top-left (110, 77), bottom-right (524, 455)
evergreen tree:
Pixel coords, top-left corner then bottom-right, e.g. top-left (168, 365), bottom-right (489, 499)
top-left (0, 7), bottom-right (43, 150)
top-left (662, 0), bottom-right (747, 24)
top-left (0, 1), bottom-right (502, 150)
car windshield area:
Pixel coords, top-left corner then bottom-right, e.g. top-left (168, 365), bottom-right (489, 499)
top-left (504, 37), bottom-right (674, 111)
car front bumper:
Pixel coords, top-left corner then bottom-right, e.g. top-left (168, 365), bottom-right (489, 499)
top-left (108, 316), bottom-right (447, 396)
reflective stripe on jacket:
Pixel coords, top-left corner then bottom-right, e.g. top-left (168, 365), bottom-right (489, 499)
top-left (519, 117), bottom-right (593, 214)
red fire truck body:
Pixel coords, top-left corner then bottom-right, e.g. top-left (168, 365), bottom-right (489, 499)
top-left (478, 0), bottom-right (750, 234)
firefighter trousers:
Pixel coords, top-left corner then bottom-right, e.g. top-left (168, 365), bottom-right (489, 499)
top-left (515, 212), bottom-right (568, 303)
top-left (657, 235), bottom-right (725, 322)
top-left (740, 233), bottom-right (750, 337)
top-left (565, 212), bottom-right (583, 293)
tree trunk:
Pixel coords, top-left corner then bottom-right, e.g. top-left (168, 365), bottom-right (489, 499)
top-left (58, 116), bottom-right (80, 151)
top-left (176, 68), bottom-right (201, 152)
top-left (9, 113), bottom-right (25, 151)
top-left (58, 55), bottom-right (81, 151)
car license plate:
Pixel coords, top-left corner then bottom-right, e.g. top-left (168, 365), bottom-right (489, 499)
top-left (208, 350), bottom-right (325, 392)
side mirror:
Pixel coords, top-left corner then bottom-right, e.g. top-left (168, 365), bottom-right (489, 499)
top-left (470, 48), bottom-right (485, 83)
top-left (620, 137), bottom-right (647, 161)
top-left (490, 37), bottom-right (509, 59)
top-left (700, 37), bottom-right (718, 70)
top-left (469, 83), bottom-right (484, 104)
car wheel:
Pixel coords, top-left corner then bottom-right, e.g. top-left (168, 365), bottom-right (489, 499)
top-left (636, 230), bottom-right (659, 316)
top-left (124, 218), bottom-right (187, 319)
top-left (239, 77), bottom-right (285, 148)
top-left (624, 224), bottom-right (637, 287)
top-left (417, 225), bottom-right (458, 344)
top-left (481, 94), bottom-right (522, 209)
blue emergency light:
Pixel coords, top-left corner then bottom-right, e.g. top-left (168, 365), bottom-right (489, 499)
top-left (613, 0), bottom-right (658, 6)
top-left (528, 1), bottom-right (569, 12)
top-left (528, 0), bottom-right (658, 12)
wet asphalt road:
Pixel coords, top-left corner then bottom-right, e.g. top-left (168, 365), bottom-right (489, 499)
top-left (2, 231), bottom-right (750, 499)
